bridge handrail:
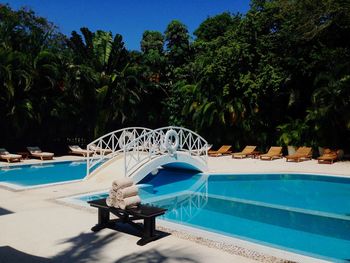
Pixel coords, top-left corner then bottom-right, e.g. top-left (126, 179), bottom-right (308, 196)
top-left (86, 127), bottom-right (152, 176)
top-left (122, 126), bottom-right (208, 177)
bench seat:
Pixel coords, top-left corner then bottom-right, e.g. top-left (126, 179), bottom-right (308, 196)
top-left (88, 198), bottom-right (167, 245)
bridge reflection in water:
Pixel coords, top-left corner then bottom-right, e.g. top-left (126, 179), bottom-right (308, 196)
top-left (140, 173), bottom-right (209, 222)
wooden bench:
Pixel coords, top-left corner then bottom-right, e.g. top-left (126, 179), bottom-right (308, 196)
top-left (88, 198), bottom-right (167, 245)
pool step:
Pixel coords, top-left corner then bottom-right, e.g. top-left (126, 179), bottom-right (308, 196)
top-left (207, 193), bottom-right (350, 221)
top-left (205, 193), bottom-right (350, 241)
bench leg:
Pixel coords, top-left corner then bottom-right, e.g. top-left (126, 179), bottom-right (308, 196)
top-left (144, 217), bottom-right (155, 238)
top-left (91, 208), bottom-right (110, 232)
top-left (137, 217), bottom-right (158, 246)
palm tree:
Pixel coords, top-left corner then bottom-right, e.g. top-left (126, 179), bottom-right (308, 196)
top-left (0, 49), bottom-right (35, 140)
top-left (67, 28), bottom-right (142, 137)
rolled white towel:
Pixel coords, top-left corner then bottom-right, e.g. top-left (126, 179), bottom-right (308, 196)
top-left (116, 185), bottom-right (139, 200)
top-left (106, 196), bottom-right (116, 207)
top-left (113, 199), bottom-right (121, 208)
top-left (118, 195), bottom-right (141, 210)
top-left (112, 178), bottom-right (133, 191)
top-left (109, 189), bottom-right (117, 198)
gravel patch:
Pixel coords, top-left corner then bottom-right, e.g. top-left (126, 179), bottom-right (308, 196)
top-left (156, 226), bottom-right (296, 263)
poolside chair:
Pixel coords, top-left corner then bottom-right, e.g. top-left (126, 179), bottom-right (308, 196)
top-left (318, 149), bottom-right (338, 164)
top-left (208, 145), bottom-right (232, 157)
top-left (0, 148), bottom-right (22, 163)
top-left (260, 146), bottom-right (283, 161)
top-left (27, 146), bottom-right (54, 160)
top-left (286, 147), bottom-right (312, 162)
top-left (232, 145), bottom-right (257, 159)
top-left (68, 145), bottom-right (93, 157)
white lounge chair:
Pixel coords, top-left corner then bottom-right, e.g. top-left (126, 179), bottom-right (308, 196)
top-left (0, 148), bottom-right (22, 163)
top-left (27, 146), bottom-right (54, 160)
top-left (68, 145), bottom-right (93, 157)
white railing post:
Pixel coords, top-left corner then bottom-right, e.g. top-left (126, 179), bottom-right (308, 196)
top-left (86, 152), bottom-right (90, 176)
top-left (124, 144), bottom-right (127, 177)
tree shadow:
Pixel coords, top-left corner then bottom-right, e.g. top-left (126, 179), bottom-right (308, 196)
top-left (0, 246), bottom-right (49, 263)
top-left (52, 231), bottom-right (119, 263)
top-left (0, 228), bottom-right (195, 263)
top-left (114, 249), bottom-right (199, 263)
top-left (52, 230), bottom-right (195, 263)
top-left (0, 232), bottom-right (118, 263)
top-left (0, 207), bottom-right (13, 216)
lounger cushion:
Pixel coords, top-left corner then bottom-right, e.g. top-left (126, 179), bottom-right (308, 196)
top-left (32, 152), bottom-right (54, 157)
top-left (0, 154), bottom-right (22, 159)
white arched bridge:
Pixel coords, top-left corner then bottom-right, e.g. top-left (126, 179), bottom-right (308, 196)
top-left (85, 126), bottom-right (209, 183)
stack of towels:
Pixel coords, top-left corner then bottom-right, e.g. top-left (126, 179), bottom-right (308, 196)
top-left (106, 178), bottom-right (141, 209)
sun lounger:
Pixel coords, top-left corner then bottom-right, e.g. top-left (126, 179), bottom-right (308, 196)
top-left (232, 146), bottom-right (257, 159)
top-left (260, 146), bottom-right (283, 160)
top-left (208, 145), bottom-right (232, 157)
top-left (286, 147), bottom-right (312, 162)
top-left (318, 149), bottom-right (338, 164)
top-left (27, 146), bottom-right (54, 160)
top-left (68, 145), bottom-right (93, 157)
top-left (0, 148), bottom-right (22, 163)
top-left (88, 198), bottom-right (167, 245)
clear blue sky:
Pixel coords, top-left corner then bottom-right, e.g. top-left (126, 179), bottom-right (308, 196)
top-left (6, 0), bottom-right (251, 50)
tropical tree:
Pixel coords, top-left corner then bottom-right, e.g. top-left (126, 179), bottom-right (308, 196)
top-left (67, 28), bottom-right (143, 137)
top-left (164, 20), bottom-right (191, 68)
top-left (0, 4), bottom-right (67, 148)
top-left (1, 1), bottom-right (350, 152)
top-left (194, 12), bottom-right (241, 42)
top-left (0, 49), bottom-right (34, 140)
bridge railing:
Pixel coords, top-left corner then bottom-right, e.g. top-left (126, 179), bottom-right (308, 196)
top-left (123, 126), bottom-right (209, 177)
top-left (86, 127), bottom-right (152, 176)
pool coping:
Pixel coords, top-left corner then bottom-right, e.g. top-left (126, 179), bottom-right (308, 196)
top-left (0, 157), bottom-right (85, 167)
top-left (0, 179), bottom-right (83, 191)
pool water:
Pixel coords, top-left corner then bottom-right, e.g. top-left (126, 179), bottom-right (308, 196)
top-left (78, 170), bottom-right (350, 262)
top-left (0, 161), bottom-right (86, 187)
top-left (208, 174), bottom-right (350, 216)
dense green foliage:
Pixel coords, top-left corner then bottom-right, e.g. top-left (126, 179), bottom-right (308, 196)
top-left (1, 1), bottom-right (349, 153)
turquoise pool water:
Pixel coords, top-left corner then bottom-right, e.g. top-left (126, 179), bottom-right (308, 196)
top-left (0, 161), bottom-right (86, 187)
top-left (77, 170), bottom-right (350, 262)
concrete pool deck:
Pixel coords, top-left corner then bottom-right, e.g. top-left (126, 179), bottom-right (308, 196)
top-left (0, 155), bottom-right (349, 262)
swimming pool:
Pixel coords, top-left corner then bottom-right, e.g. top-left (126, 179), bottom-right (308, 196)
top-left (0, 161), bottom-right (87, 188)
top-left (75, 170), bottom-right (350, 262)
